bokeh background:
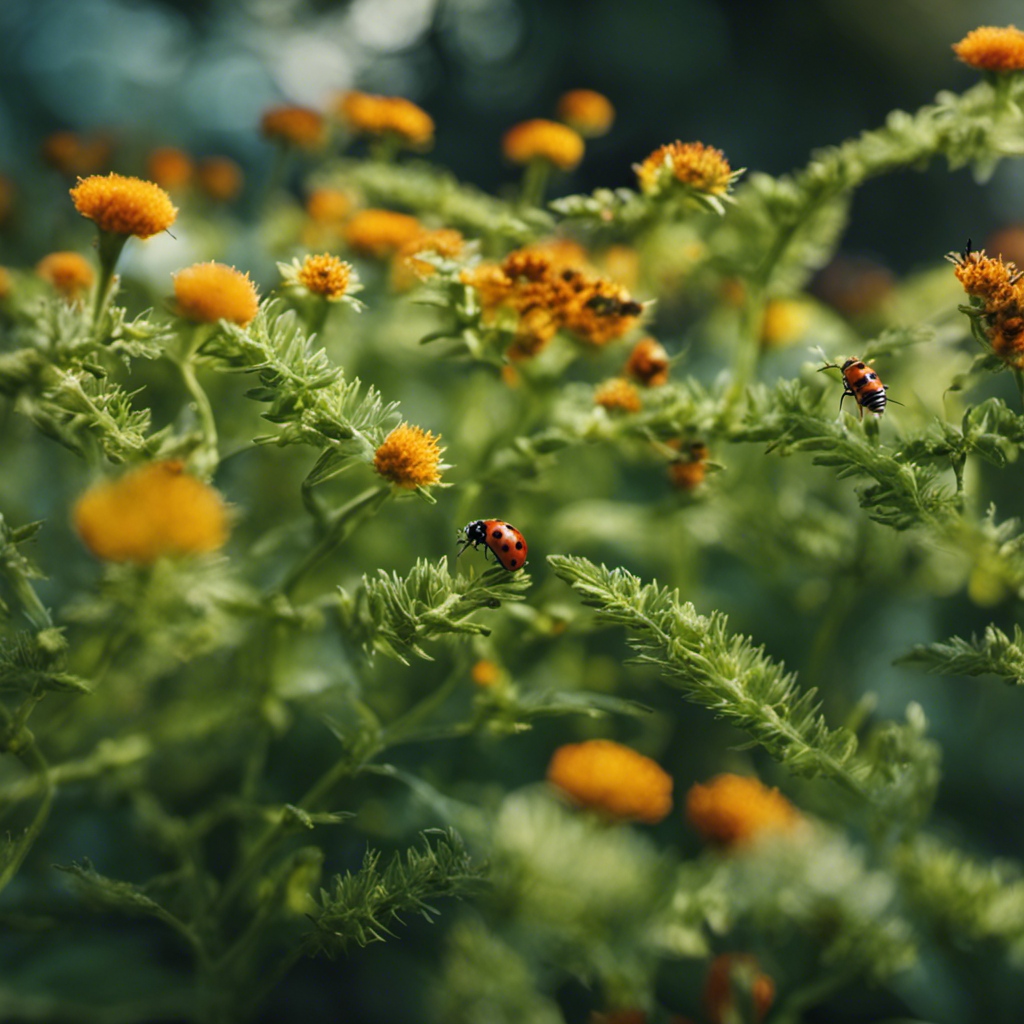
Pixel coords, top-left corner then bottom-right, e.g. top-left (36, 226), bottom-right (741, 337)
top-left (3, 2), bottom-right (1024, 1022)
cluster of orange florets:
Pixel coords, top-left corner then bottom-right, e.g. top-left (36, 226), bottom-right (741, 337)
top-left (685, 772), bottom-right (801, 847)
top-left (373, 423), bottom-right (445, 489)
top-left (336, 91), bottom-right (435, 148)
top-left (70, 173), bottom-right (178, 239)
top-left (635, 140), bottom-right (737, 198)
top-left (953, 25), bottom-right (1024, 73)
top-left (947, 244), bottom-right (1024, 367)
top-left (463, 247), bottom-right (643, 356)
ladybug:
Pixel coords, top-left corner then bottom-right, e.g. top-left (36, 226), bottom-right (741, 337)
top-left (457, 519), bottom-right (528, 571)
top-left (818, 357), bottom-right (895, 418)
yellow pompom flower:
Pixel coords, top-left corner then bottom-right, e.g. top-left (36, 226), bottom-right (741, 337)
top-left (636, 141), bottom-right (736, 198)
top-left (173, 261), bottom-right (260, 327)
top-left (470, 660), bottom-right (501, 687)
top-left (502, 119), bottom-right (585, 171)
top-left (686, 773), bottom-right (800, 847)
top-left (953, 25), bottom-right (1024, 73)
top-left (145, 146), bottom-right (193, 191)
top-left (196, 157), bottom-right (243, 202)
top-left (73, 461), bottom-right (229, 563)
top-left (546, 739), bottom-right (673, 824)
top-left (260, 105), bottom-right (326, 150)
top-left (556, 89), bottom-right (615, 137)
top-left (70, 173), bottom-right (177, 239)
top-left (373, 423), bottom-right (445, 489)
top-left (296, 253), bottom-right (354, 300)
top-left (344, 209), bottom-right (424, 258)
top-left (36, 251), bottom-right (95, 300)
top-left (594, 377), bottom-right (642, 413)
top-left (336, 91), bottom-right (434, 148)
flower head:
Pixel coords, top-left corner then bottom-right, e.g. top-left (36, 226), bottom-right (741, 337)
top-left (502, 119), bottom-right (585, 171)
top-left (344, 209), bottom-right (424, 258)
top-left (373, 423), bottom-right (444, 489)
top-left (70, 173), bottom-right (177, 239)
top-left (953, 25), bottom-right (1024, 73)
top-left (686, 773), bottom-right (800, 847)
top-left (197, 157), bottom-right (243, 202)
top-left (392, 227), bottom-right (464, 288)
top-left (43, 131), bottom-right (112, 177)
top-left (471, 660), bottom-right (501, 686)
top-left (668, 441), bottom-right (708, 491)
top-left (306, 187), bottom-right (353, 225)
top-left (145, 146), bottom-right (193, 191)
top-left (624, 336), bottom-right (669, 386)
top-left (336, 91), bottom-right (435, 148)
top-left (594, 377), bottom-right (642, 413)
top-left (546, 739), bottom-right (673, 823)
top-left (947, 243), bottom-right (1024, 367)
top-left (636, 141), bottom-right (737, 198)
top-left (173, 261), bottom-right (260, 327)
top-left (556, 89), bottom-right (615, 137)
top-left (295, 253), bottom-right (355, 300)
top-left (73, 461), bottom-right (229, 563)
top-left (260, 105), bottom-right (326, 150)
top-left (36, 251), bottom-right (95, 300)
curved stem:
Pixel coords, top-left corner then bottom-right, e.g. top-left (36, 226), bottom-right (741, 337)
top-left (91, 231), bottom-right (129, 334)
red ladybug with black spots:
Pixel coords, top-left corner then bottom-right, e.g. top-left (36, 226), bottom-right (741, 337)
top-left (457, 519), bottom-right (528, 571)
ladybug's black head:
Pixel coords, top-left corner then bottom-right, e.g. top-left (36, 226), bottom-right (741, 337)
top-left (463, 520), bottom-right (488, 544)
top-left (840, 357), bottom-right (858, 370)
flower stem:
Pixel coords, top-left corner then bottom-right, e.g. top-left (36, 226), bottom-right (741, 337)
top-left (91, 230), bottom-right (129, 332)
top-left (519, 158), bottom-right (551, 209)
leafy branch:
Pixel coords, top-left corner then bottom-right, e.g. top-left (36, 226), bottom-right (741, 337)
top-left (337, 559), bottom-right (531, 664)
top-left (898, 624), bottom-right (1024, 686)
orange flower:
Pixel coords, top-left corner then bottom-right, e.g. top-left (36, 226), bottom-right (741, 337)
top-left (759, 299), bottom-right (811, 349)
top-left (373, 423), bottom-right (444, 488)
top-left (502, 119), bottom-right (585, 171)
top-left (685, 773), bottom-right (800, 847)
top-left (546, 739), bottom-right (673, 823)
top-left (470, 660), bottom-right (501, 686)
top-left (393, 227), bottom-right (464, 288)
top-left (556, 89), bottom-right (615, 137)
top-left (296, 253), bottom-right (354, 299)
top-left (336, 91), bottom-right (435, 148)
top-left (36, 251), bottom-right (95, 300)
top-left (73, 461), bottom-right (228, 563)
top-left (636, 141), bottom-right (736, 197)
top-left (344, 209), bottom-right (423, 258)
top-left (173, 262), bottom-right (260, 327)
top-left (197, 157), bottom-right (244, 202)
top-left (594, 377), bottom-right (642, 413)
top-left (668, 441), bottom-right (708, 491)
top-left (42, 131), bottom-right (112, 177)
top-left (260, 105), bottom-right (326, 149)
top-left (953, 25), bottom-right (1024, 73)
top-left (145, 146), bottom-right (193, 191)
top-left (705, 954), bottom-right (775, 1024)
top-left (624, 336), bottom-right (669, 386)
top-left (70, 173), bottom-right (177, 239)
top-left (306, 188), bottom-right (353, 224)
top-left (947, 243), bottom-right (1024, 367)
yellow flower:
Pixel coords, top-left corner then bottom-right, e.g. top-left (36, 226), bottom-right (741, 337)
top-left (306, 188), bottom-right (353, 225)
top-left (594, 377), bottom-right (642, 413)
top-left (556, 89), bottom-right (615, 137)
top-left (373, 423), bottom-right (444, 488)
top-left (623, 336), bottom-right (669, 386)
top-left (344, 209), bottom-right (424, 258)
top-left (42, 131), bottom-right (112, 177)
top-left (546, 739), bottom-right (673, 823)
top-left (173, 261), bottom-right (260, 327)
top-left (260, 105), bottom-right (326, 149)
top-left (392, 227), bottom-right (464, 288)
top-left (947, 244), bottom-right (1024, 368)
top-left (295, 253), bottom-right (354, 299)
top-left (953, 25), bottom-right (1024, 73)
top-left (502, 119), bottom-right (585, 171)
top-left (636, 141), bottom-right (736, 197)
top-left (145, 146), bottom-right (193, 191)
top-left (73, 461), bottom-right (228, 563)
top-left (759, 298), bottom-right (811, 349)
top-left (685, 773), bottom-right (800, 847)
top-left (197, 157), bottom-right (243, 202)
top-left (470, 660), bottom-right (501, 686)
top-left (36, 251), bottom-right (95, 300)
top-left (70, 173), bottom-right (177, 239)
top-left (336, 91), bottom-right (435, 148)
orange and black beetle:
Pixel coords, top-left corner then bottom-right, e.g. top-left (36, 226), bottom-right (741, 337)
top-left (819, 357), bottom-right (891, 418)
top-left (457, 519), bottom-right (528, 571)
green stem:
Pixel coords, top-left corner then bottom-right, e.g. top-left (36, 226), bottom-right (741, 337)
top-left (177, 353), bottom-right (219, 477)
top-left (7, 574), bottom-right (53, 631)
top-left (279, 484), bottom-right (391, 597)
top-left (91, 230), bottom-right (129, 333)
top-left (722, 288), bottom-right (766, 417)
top-left (519, 158), bottom-right (551, 209)
top-left (260, 145), bottom-right (291, 213)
